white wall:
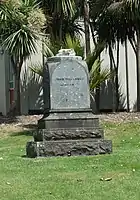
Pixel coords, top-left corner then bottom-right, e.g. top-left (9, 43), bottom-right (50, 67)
top-left (100, 41), bottom-right (137, 111)
top-left (0, 49), bottom-right (13, 115)
top-left (78, 20), bottom-right (137, 111)
top-left (20, 42), bottom-right (43, 114)
top-left (0, 43), bottom-right (44, 115)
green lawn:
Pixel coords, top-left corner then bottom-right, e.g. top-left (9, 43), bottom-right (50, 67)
top-left (0, 121), bottom-right (140, 200)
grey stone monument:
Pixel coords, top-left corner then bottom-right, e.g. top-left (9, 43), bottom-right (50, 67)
top-left (26, 49), bottom-right (112, 157)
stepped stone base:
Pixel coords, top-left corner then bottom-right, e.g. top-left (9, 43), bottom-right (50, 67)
top-left (37, 111), bottom-right (100, 129)
top-left (26, 139), bottom-right (112, 158)
top-left (26, 111), bottom-right (112, 158)
top-left (33, 128), bottom-right (104, 141)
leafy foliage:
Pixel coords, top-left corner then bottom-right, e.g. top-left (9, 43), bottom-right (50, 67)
top-left (40, 0), bottom-right (82, 41)
top-left (86, 41), bottom-right (106, 71)
top-left (0, 0), bottom-right (46, 61)
top-left (29, 63), bottom-right (44, 77)
top-left (64, 35), bottom-right (84, 58)
top-left (0, 0), bottom-right (46, 115)
top-left (41, 0), bottom-right (76, 17)
top-left (89, 59), bottom-right (112, 90)
top-left (95, 0), bottom-right (140, 46)
top-left (42, 35), bottom-right (84, 58)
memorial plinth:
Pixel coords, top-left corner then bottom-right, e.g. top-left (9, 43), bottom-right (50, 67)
top-left (26, 49), bottom-right (112, 157)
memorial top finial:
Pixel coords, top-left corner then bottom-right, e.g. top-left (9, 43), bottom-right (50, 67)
top-left (56, 49), bottom-right (76, 56)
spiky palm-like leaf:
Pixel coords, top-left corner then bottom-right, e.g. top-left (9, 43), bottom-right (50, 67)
top-left (30, 63), bottom-right (44, 77)
top-left (3, 26), bottom-right (39, 60)
top-left (43, 35), bottom-right (84, 58)
top-left (89, 59), bottom-right (113, 90)
top-left (86, 41), bottom-right (106, 71)
top-left (64, 35), bottom-right (84, 58)
top-left (41, 0), bottom-right (75, 18)
top-left (0, 0), bottom-right (45, 60)
top-left (0, 0), bottom-right (46, 115)
top-left (41, 0), bottom-right (78, 41)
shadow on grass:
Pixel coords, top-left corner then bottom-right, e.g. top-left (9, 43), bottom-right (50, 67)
top-left (21, 155), bottom-right (28, 158)
top-left (11, 130), bottom-right (33, 137)
top-left (22, 124), bottom-right (38, 129)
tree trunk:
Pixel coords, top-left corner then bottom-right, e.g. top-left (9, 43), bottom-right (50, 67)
top-left (109, 45), bottom-right (116, 112)
top-left (115, 40), bottom-right (120, 111)
top-left (95, 86), bottom-right (100, 113)
top-left (125, 39), bottom-right (130, 112)
top-left (84, 0), bottom-right (90, 57)
top-left (42, 38), bottom-right (45, 68)
top-left (89, 22), bottom-right (97, 47)
top-left (115, 67), bottom-right (119, 111)
top-left (15, 59), bottom-right (23, 115)
top-left (59, 18), bottom-right (63, 42)
top-left (95, 54), bottom-right (101, 113)
top-left (15, 72), bottom-right (21, 115)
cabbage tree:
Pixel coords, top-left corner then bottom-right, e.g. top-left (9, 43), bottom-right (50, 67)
top-left (41, 0), bottom-right (76, 41)
top-left (96, 0), bottom-right (140, 111)
top-left (0, 0), bottom-right (46, 115)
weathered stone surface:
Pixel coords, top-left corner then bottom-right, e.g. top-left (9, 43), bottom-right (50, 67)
top-left (26, 141), bottom-right (37, 158)
top-left (26, 139), bottom-right (112, 158)
top-left (44, 51), bottom-right (90, 112)
top-left (38, 111), bottom-right (100, 129)
top-left (50, 61), bottom-right (90, 109)
top-left (33, 128), bottom-right (104, 141)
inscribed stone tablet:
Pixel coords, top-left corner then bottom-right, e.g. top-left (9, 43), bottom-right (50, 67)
top-left (50, 61), bottom-right (90, 110)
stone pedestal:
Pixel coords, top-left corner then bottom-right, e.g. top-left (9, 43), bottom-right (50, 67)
top-left (26, 49), bottom-right (112, 158)
top-left (26, 110), bottom-right (112, 157)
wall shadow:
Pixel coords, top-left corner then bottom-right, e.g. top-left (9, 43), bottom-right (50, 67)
top-left (91, 80), bottom-right (126, 113)
top-left (20, 66), bottom-right (44, 114)
top-left (100, 80), bottom-right (126, 111)
top-left (132, 100), bottom-right (140, 112)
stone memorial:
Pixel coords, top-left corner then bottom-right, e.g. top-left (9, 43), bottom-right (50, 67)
top-left (26, 49), bottom-right (112, 157)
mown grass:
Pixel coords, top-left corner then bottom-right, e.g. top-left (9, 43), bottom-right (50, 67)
top-left (0, 121), bottom-right (140, 200)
